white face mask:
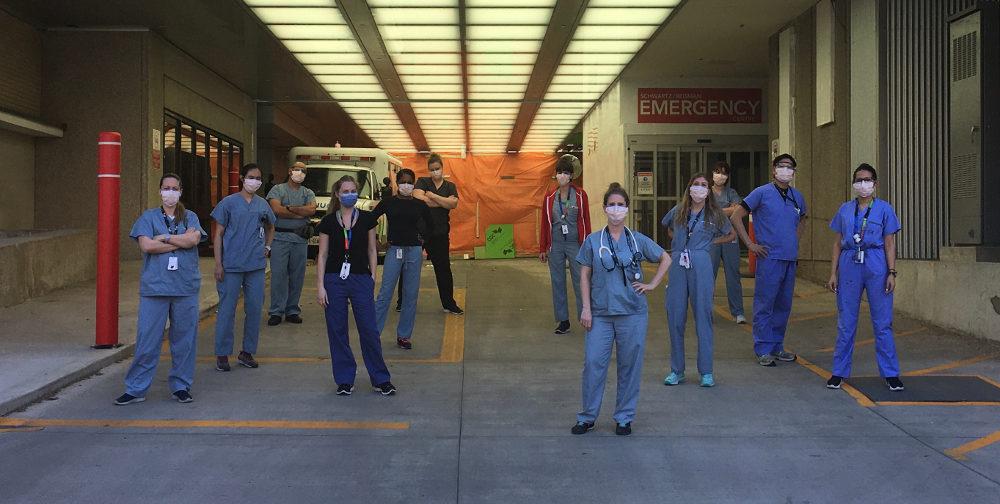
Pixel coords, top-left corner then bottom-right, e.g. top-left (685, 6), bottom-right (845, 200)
top-left (398, 183), bottom-right (414, 196)
top-left (689, 185), bottom-right (709, 202)
top-left (853, 180), bottom-right (875, 198)
top-left (160, 189), bottom-right (181, 207)
top-left (290, 170), bottom-right (306, 184)
top-left (713, 173), bottom-right (728, 185)
top-left (774, 167), bottom-right (795, 183)
top-left (605, 206), bottom-right (628, 225)
top-left (556, 173), bottom-right (571, 186)
top-left (243, 178), bottom-right (262, 192)
top-left (430, 169), bottom-right (443, 180)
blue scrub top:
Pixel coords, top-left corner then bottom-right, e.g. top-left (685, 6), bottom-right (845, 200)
top-left (211, 193), bottom-right (277, 272)
top-left (742, 183), bottom-right (808, 261)
top-left (266, 183), bottom-right (316, 244)
top-left (551, 187), bottom-right (580, 243)
top-left (130, 208), bottom-right (207, 297)
top-left (576, 227), bottom-right (666, 316)
top-left (829, 198), bottom-right (900, 250)
top-left (661, 205), bottom-right (732, 252)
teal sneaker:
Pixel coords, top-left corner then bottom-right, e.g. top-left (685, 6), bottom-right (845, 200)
top-left (700, 374), bottom-right (715, 387)
top-left (663, 372), bottom-right (685, 386)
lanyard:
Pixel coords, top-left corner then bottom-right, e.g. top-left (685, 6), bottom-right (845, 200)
top-left (557, 187), bottom-right (573, 220)
top-left (336, 208), bottom-right (358, 259)
top-left (854, 199), bottom-right (874, 245)
top-left (686, 209), bottom-right (704, 238)
top-left (774, 183), bottom-right (801, 214)
top-left (162, 211), bottom-right (180, 235)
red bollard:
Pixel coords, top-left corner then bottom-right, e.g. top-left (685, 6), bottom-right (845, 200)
top-left (95, 132), bottom-right (122, 349)
top-left (747, 213), bottom-right (757, 275)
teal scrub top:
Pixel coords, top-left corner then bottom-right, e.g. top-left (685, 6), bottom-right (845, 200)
top-left (130, 208), bottom-right (207, 297)
top-left (662, 205), bottom-right (732, 253)
top-left (741, 183), bottom-right (807, 261)
top-left (829, 198), bottom-right (901, 250)
top-left (576, 227), bottom-right (666, 316)
top-left (211, 193), bottom-right (277, 272)
top-left (266, 183), bottom-right (316, 244)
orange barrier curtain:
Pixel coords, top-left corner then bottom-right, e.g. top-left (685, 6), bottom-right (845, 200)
top-left (391, 153), bottom-right (561, 255)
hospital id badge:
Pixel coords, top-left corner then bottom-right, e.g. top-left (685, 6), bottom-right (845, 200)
top-left (853, 250), bottom-right (865, 264)
top-left (396, 248), bottom-right (403, 260)
top-left (679, 250), bottom-right (691, 269)
top-left (339, 262), bottom-right (351, 279)
top-left (167, 256), bottom-right (179, 271)
top-left (853, 233), bottom-right (862, 244)
top-left (561, 224), bottom-right (569, 235)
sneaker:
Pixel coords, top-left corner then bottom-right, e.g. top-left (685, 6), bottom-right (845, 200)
top-left (772, 350), bottom-right (797, 362)
top-left (443, 305), bottom-right (464, 315)
top-left (238, 351), bottom-right (259, 369)
top-left (663, 372), bottom-right (685, 386)
top-left (172, 390), bottom-right (193, 403)
top-left (886, 377), bottom-right (905, 391)
top-left (285, 314), bottom-right (303, 324)
top-left (113, 393), bottom-right (145, 406)
top-left (216, 356), bottom-right (231, 372)
top-left (700, 374), bottom-right (715, 387)
top-left (571, 421), bottom-right (595, 435)
top-left (554, 320), bottom-right (571, 334)
top-left (336, 384), bottom-right (354, 396)
top-left (757, 354), bottom-right (776, 367)
top-left (374, 382), bottom-right (397, 396)
top-left (267, 315), bottom-right (282, 326)
top-left (735, 314), bottom-right (747, 324)
top-left (827, 376), bottom-right (844, 389)
top-left (615, 422), bottom-right (632, 436)
top-left (396, 338), bottom-right (412, 350)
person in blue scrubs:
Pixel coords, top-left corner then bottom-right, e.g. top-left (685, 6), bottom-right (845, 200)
top-left (266, 161), bottom-right (317, 326)
top-left (709, 161), bottom-right (747, 324)
top-left (729, 154), bottom-right (807, 367)
top-left (571, 183), bottom-right (671, 437)
top-left (316, 175), bottom-right (396, 396)
top-left (211, 163), bottom-right (276, 372)
top-left (662, 174), bottom-right (737, 388)
top-left (825, 163), bottom-right (904, 391)
top-left (115, 173), bottom-right (206, 405)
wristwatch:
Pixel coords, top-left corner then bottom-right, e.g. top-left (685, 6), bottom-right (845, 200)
top-left (888, 269), bottom-right (897, 277)
top-left (265, 245), bottom-right (272, 252)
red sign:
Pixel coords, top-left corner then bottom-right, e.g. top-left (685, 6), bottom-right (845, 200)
top-left (638, 88), bottom-right (763, 123)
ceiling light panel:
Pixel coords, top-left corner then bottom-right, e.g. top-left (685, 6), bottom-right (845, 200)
top-left (371, 7), bottom-right (459, 25)
top-left (251, 7), bottom-right (344, 24)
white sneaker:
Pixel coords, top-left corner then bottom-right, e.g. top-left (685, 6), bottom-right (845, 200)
top-left (735, 315), bottom-right (747, 324)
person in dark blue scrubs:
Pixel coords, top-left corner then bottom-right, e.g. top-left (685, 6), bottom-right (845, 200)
top-left (825, 163), bottom-right (904, 391)
top-left (729, 154), bottom-right (808, 367)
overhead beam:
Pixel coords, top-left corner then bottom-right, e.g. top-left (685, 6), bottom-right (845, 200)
top-left (336, 0), bottom-right (429, 151)
top-left (506, 0), bottom-right (588, 152)
top-left (458, 0), bottom-right (471, 153)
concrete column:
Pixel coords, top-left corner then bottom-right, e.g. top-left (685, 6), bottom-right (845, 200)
top-left (850, 0), bottom-right (879, 168)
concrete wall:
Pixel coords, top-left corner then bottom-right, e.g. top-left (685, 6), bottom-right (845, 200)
top-left (582, 81), bottom-right (625, 227)
top-left (0, 10), bottom-right (40, 230)
top-left (0, 230), bottom-right (97, 307)
top-left (0, 129), bottom-right (35, 229)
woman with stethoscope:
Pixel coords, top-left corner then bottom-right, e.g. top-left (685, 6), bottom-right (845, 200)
top-left (571, 183), bottom-right (670, 437)
top-left (661, 174), bottom-right (737, 388)
top-left (825, 163), bottom-right (904, 392)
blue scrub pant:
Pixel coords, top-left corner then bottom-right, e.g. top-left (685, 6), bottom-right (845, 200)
top-left (376, 245), bottom-right (423, 339)
top-left (578, 313), bottom-right (648, 425)
top-left (710, 241), bottom-right (745, 318)
top-left (548, 236), bottom-right (582, 322)
top-left (666, 251), bottom-right (715, 375)
top-left (323, 273), bottom-right (391, 386)
top-left (214, 268), bottom-right (265, 356)
top-left (268, 239), bottom-right (307, 317)
top-left (124, 295), bottom-right (199, 396)
top-left (752, 258), bottom-right (797, 356)
top-left (832, 250), bottom-right (900, 377)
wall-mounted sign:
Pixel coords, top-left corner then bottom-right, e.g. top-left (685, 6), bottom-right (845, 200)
top-left (638, 88), bottom-right (763, 124)
top-left (152, 128), bottom-right (162, 170)
top-left (636, 171), bottom-right (654, 196)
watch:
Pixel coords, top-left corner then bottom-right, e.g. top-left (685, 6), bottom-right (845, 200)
top-left (888, 269), bottom-right (897, 277)
top-left (265, 245), bottom-right (272, 251)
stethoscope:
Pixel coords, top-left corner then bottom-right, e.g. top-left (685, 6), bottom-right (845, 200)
top-left (598, 226), bottom-right (642, 283)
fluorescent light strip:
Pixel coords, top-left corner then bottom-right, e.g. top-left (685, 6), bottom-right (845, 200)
top-left (580, 7), bottom-right (671, 25)
top-left (251, 7), bottom-right (344, 24)
top-left (371, 7), bottom-right (459, 25)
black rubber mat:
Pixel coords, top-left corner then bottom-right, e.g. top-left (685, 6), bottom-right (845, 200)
top-left (849, 375), bottom-right (1000, 403)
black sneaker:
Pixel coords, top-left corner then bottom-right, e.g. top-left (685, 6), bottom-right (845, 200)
top-left (615, 422), bottom-right (633, 436)
top-left (172, 390), bottom-right (193, 403)
top-left (285, 314), bottom-right (303, 324)
top-left (374, 382), bottom-right (397, 396)
top-left (216, 356), bottom-right (231, 372)
top-left (554, 320), bottom-right (571, 334)
top-left (238, 351), bottom-right (259, 369)
top-left (886, 377), bottom-right (905, 391)
top-left (826, 376), bottom-right (843, 389)
top-left (443, 305), bottom-right (464, 315)
top-left (267, 315), bottom-right (282, 326)
top-left (397, 338), bottom-right (412, 350)
top-left (113, 393), bottom-right (145, 406)
top-left (571, 422), bottom-right (595, 435)
top-left (336, 384), bottom-right (354, 396)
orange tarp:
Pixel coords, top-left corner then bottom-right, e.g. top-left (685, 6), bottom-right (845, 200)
top-left (390, 153), bottom-right (563, 255)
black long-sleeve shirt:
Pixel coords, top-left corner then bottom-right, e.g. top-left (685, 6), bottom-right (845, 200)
top-left (370, 195), bottom-right (433, 246)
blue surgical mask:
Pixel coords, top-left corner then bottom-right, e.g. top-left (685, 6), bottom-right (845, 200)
top-left (339, 193), bottom-right (359, 207)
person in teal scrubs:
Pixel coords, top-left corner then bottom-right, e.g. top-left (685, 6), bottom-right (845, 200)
top-left (709, 161), bottom-right (746, 324)
top-left (571, 183), bottom-right (671, 437)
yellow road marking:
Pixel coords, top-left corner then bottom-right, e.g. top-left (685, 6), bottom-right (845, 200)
top-left (816, 326), bottom-right (927, 353)
top-left (978, 375), bottom-right (1000, 389)
top-left (0, 417), bottom-right (408, 431)
top-left (904, 355), bottom-right (995, 376)
top-left (713, 304), bottom-right (735, 322)
top-left (877, 401), bottom-right (1000, 407)
top-left (793, 353), bottom-right (876, 407)
top-left (794, 289), bottom-right (832, 299)
top-left (788, 311), bottom-right (837, 323)
top-left (945, 429), bottom-right (1000, 460)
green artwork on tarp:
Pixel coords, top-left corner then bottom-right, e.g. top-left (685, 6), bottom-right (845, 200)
top-left (484, 224), bottom-right (514, 259)
top-left (474, 246), bottom-right (486, 259)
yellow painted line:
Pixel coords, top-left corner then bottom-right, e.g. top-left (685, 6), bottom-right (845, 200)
top-left (788, 311), bottom-right (837, 323)
top-left (817, 326), bottom-right (927, 353)
top-left (793, 353), bottom-right (876, 407)
top-left (437, 288), bottom-right (467, 363)
top-left (713, 304), bottom-right (735, 322)
top-left (794, 289), bottom-right (832, 299)
top-left (904, 355), bottom-right (995, 376)
top-left (978, 375), bottom-right (1000, 390)
top-left (945, 429), bottom-right (1000, 460)
top-left (0, 417), bottom-right (408, 431)
top-left (877, 401), bottom-right (1000, 407)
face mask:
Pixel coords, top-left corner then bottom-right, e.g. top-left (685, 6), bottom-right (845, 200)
top-left (290, 171), bottom-right (306, 184)
top-left (430, 169), bottom-right (443, 180)
top-left (160, 189), bottom-right (180, 207)
top-left (605, 206), bottom-right (628, 225)
top-left (689, 185), bottom-right (709, 202)
top-left (398, 183), bottom-right (414, 196)
top-left (713, 173), bottom-right (728, 185)
top-left (243, 178), bottom-right (262, 192)
top-left (853, 180), bottom-right (875, 198)
top-left (555, 173), bottom-right (571, 186)
top-left (339, 192), bottom-right (358, 207)
top-left (774, 167), bottom-right (795, 183)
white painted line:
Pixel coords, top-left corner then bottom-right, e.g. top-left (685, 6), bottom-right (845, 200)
top-left (97, 141), bottom-right (122, 146)
top-left (97, 174), bottom-right (121, 178)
